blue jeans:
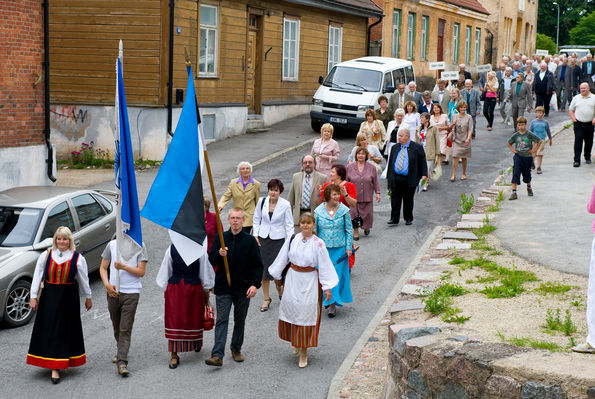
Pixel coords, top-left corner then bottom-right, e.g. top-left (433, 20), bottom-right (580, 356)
top-left (211, 293), bottom-right (250, 359)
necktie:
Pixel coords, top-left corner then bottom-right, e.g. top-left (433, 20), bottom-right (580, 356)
top-left (397, 147), bottom-right (405, 172)
top-left (466, 91), bottom-right (470, 104)
top-left (302, 174), bottom-right (311, 209)
top-left (588, 63), bottom-right (592, 75)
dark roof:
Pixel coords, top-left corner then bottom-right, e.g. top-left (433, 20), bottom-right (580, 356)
top-left (442, 0), bottom-right (490, 15)
top-left (283, 0), bottom-right (383, 17)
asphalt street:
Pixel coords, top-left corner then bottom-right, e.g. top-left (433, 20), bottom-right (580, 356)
top-left (0, 108), bottom-right (570, 398)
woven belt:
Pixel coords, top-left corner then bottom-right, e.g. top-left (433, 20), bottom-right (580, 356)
top-left (290, 263), bottom-right (316, 273)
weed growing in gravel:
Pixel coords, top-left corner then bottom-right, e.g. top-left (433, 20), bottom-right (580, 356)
top-left (440, 271), bottom-right (453, 281)
top-left (544, 309), bottom-right (577, 336)
top-left (571, 299), bottom-right (584, 308)
top-left (421, 283), bottom-right (469, 324)
top-left (479, 266), bottom-right (538, 299)
top-left (533, 282), bottom-right (573, 296)
top-left (457, 193), bottom-right (475, 214)
top-left (496, 190), bottom-right (504, 202)
top-left (488, 250), bottom-right (503, 256)
top-left (449, 256), bottom-right (466, 265)
top-left (487, 204), bottom-right (500, 212)
top-left (471, 237), bottom-right (493, 251)
top-left (569, 337), bottom-right (576, 347)
top-left (497, 333), bottom-right (563, 351)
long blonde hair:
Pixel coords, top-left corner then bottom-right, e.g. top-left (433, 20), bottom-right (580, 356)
top-left (53, 226), bottom-right (75, 251)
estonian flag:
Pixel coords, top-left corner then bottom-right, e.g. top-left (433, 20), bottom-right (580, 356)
top-left (114, 56), bottom-right (143, 263)
top-left (141, 65), bottom-right (207, 265)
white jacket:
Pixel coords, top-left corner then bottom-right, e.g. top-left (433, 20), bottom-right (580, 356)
top-left (253, 196), bottom-right (293, 240)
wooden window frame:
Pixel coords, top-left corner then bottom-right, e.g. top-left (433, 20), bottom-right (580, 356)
top-left (198, 4), bottom-right (219, 78)
top-left (420, 15), bottom-right (429, 61)
top-left (453, 23), bottom-right (460, 64)
top-left (392, 9), bottom-right (401, 58)
top-left (406, 12), bottom-right (416, 60)
top-left (282, 17), bottom-right (300, 81)
top-left (475, 28), bottom-right (481, 65)
top-left (328, 24), bottom-right (343, 73)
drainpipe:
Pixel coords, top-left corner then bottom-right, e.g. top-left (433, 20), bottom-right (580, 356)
top-left (167, 0), bottom-right (175, 137)
top-left (367, 16), bottom-right (383, 56)
top-left (43, 0), bottom-right (56, 182)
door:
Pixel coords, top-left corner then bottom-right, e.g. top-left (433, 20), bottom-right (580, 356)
top-left (245, 14), bottom-right (262, 114)
top-left (437, 19), bottom-right (445, 62)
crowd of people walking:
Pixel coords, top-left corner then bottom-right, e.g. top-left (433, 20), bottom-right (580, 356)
top-left (24, 50), bottom-right (595, 383)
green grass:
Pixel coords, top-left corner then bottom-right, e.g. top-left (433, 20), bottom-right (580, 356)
top-left (496, 190), bottom-right (504, 202)
top-left (564, 122), bottom-right (573, 129)
top-left (488, 250), bottom-right (503, 256)
top-left (487, 204), bottom-right (500, 213)
top-left (449, 256), bottom-right (466, 265)
top-left (543, 309), bottom-right (577, 336)
top-left (421, 283), bottom-right (469, 324)
top-left (479, 266), bottom-right (538, 299)
top-left (571, 299), bottom-right (583, 308)
top-left (442, 307), bottom-right (470, 324)
top-left (533, 282), bottom-right (573, 296)
top-left (471, 239), bottom-right (493, 251)
top-left (440, 270), bottom-right (453, 281)
top-left (501, 335), bottom-right (563, 351)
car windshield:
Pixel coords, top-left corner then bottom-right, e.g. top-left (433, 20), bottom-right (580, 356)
top-left (323, 66), bottom-right (382, 92)
top-left (0, 207), bottom-right (43, 247)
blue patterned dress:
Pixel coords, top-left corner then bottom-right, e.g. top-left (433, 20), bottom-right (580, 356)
top-left (314, 202), bottom-right (354, 306)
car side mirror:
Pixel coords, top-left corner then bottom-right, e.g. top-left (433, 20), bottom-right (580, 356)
top-left (385, 85), bottom-right (395, 93)
top-left (318, 76), bottom-right (324, 84)
top-left (33, 237), bottom-right (53, 251)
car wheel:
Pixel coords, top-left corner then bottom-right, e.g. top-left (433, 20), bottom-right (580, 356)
top-left (311, 120), bottom-right (322, 133)
top-left (3, 280), bottom-right (34, 327)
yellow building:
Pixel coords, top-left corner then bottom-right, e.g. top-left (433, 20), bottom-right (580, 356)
top-left (477, 0), bottom-right (538, 65)
top-left (381, 0), bottom-right (490, 81)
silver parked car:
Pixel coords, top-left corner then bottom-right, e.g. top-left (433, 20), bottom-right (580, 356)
top-left (0, 186), bottom-right (116, 327)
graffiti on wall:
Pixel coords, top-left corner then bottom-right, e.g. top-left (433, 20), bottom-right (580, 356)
top-left (50, 105), bottom-right (91, 140)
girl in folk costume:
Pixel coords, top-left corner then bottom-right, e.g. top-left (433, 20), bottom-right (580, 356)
top-left (156, 244), bottom-right (215, 369)
top-left (27, 226), bottom-right (93, 384)
top-left (269, 213), bottom-right (338, 368)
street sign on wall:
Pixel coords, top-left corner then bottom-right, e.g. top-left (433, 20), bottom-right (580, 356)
top-left (476, 64), bottom-right (492, 72)
top-left (428, 62), bottom-right (446, 70)
top-left (535, 49), bottom-right (549, 56)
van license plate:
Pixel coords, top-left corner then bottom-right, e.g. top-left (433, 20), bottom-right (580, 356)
top-left (329, 117), bottom-right (347, 124)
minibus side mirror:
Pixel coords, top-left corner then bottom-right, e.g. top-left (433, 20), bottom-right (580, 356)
top-left (318, 76), bottom-right (324, 84)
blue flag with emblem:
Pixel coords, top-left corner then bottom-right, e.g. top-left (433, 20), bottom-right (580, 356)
top-left (114, 54), bottom-right (142, 263)
top-left (140, 65), bottom-right (207, 265)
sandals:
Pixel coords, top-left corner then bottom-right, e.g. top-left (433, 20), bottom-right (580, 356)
top-left (450, 176), bottom-right (456, 182)
top-left (460, 175), bottom-right (467, 180)
top-left (571, 342), bottom-right (595, 354)
top-left (169, 355), bottom-right (180, 369)
top-left (260, 298), bottom-right (272, 312)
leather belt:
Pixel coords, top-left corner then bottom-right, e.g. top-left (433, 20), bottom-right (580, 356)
top-left (290, 263), bottom-right (316, 273)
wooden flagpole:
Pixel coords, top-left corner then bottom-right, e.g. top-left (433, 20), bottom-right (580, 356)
top-left (184, 49), bottom-right (231, 286)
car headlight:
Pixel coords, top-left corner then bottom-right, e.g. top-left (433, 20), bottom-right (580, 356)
top-left (357, 105), bottom-right (371, 112)
top-left (313, 98), bottom-right (323, 106)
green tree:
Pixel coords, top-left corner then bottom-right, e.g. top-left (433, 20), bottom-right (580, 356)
top-left (569, 11), bottom-right (595, 45)
top-left (536, 33), bottom-right (557, 55)
top-left (537, 0), bottom-right (595, 46)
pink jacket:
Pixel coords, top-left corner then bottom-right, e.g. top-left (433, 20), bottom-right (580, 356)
top-left (588, 184), bottom-right (595, 232)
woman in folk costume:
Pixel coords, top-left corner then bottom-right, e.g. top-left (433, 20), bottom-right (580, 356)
top-left (156, 243), bottom-right (215, 369)
top-left (314, 183), bottom-right (354, 318)
top-left (269, 212), bottom-right (338, 368)
top-left (27, 226), bottom-right (93, 384)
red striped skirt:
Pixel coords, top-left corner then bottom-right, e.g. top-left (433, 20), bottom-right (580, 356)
top-left (164, 279), bottom-right (204, 352)
top-left (278, 284), bottom-right (323, 349)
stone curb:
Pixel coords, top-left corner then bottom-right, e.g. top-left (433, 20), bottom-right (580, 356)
top-left (251, 137), bottom-right (316, 169)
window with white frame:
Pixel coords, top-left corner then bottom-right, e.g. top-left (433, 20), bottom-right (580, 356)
top-left (328, 25), bottom-right (342, 72)
top-left (453, 23), bottom-right (460, 64)
top-left (421, 15), bottom-right (429, 61)
top-left (474, 28), bottom-right (481, 65)
top-left (199, 4), bottom-right (218, 76)
top-left (283, 18), bottom-right (300, 81)
top-left (465, 26), bottom-right (471, 64)
top-left (392, 9), bottom-right (401, 58)
top-left (406, 12), bottom-right (416, 60)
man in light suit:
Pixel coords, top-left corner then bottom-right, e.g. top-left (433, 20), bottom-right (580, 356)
top-left (389, 82), bottom-right (407, 112)
top-left (431, 80), bottom-right (450, 113)
top-left (461, 79), bottom-right (481, 138)
top-left (287, 155), bottom-right (328, 232)
top-left (507, 72), bottom-right (533, 131)
top-left (581, 53), bottom-right (595, 93)
top-left (386, 126), bottom-right (427, 226)
top-left (405, 81), bottom-right (423, 109)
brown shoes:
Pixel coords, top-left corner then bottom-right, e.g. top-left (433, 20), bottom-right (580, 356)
top-left (118, 363), bottom-right (130, 377)
top-left (205, 355), bottom-right (223, 367)
top-left (231, 351), bottom-right (245, 362)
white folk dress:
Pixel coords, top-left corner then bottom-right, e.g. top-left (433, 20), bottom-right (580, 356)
top-left (268, 233), bottom-right (338, 348)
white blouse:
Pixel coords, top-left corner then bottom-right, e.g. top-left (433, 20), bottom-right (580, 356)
top-left (31, 249), bottom-right (92, 299)
top-left (155, 247), bottom-right (215, 291)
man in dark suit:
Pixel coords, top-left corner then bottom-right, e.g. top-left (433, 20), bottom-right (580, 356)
top-left (387, 126), bottom-right (427, 226)
top-left (418, 91), bottom-right (434, 114)
top-left (287, 155), bottom-right (328, 232)
top-left (532, 62), bottom-right (556, 117)
top-left (581, 53), bottom-right (595, 93)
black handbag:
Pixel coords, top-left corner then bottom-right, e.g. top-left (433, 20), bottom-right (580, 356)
top-left (352, 215), bottom-right (363, 229)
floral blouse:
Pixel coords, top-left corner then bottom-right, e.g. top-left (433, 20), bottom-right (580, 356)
top-left (314, 203), bottom-right (353, 249)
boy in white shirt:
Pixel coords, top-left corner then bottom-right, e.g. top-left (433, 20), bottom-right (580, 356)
top-left (99, 240), bottom-right (148, 376)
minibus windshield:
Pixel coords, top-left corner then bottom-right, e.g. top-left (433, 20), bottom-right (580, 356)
top-left (323, 66), bottom-right (382, 92)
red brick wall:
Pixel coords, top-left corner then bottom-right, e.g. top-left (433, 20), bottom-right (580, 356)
top-left (368, 0), bottom-right (384, 44)
top-left (0, 0), bottom-right (45, 148)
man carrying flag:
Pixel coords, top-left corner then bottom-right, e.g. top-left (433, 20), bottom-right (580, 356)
top-left (142, 64), bottom-right (215, 368)
top-left (99, 50), bottom-right (147, 377)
